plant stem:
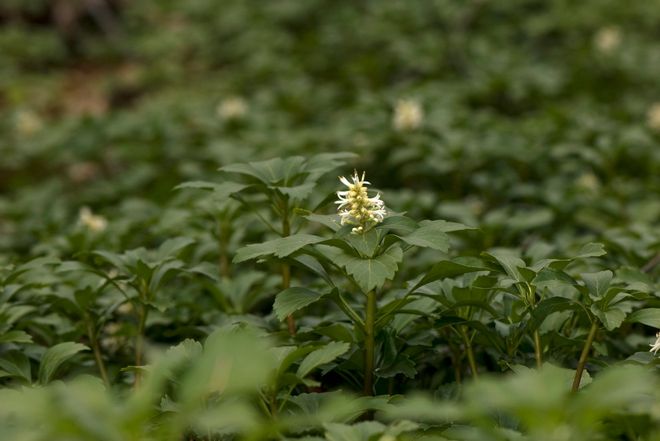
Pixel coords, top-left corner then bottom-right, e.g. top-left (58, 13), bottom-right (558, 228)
top-left (134, 302), bottom-right (148, 388)
top-left (533, 330), bottom-right (543, 369)
top-left (281, 203), bottom-right (296, 336)
top-left (363, 290), bottom-right (376, 395)
top-left (85, 316), bottom-right (110, 387)
top-left (218, 219), bottom-right (230, 278)
top-left (571, 321), bottom-right (598, 392)
top-left (461, 326), bottom-right (478, 380)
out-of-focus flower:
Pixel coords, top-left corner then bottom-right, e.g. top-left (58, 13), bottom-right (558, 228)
top-left (336, 171), bottom-right (386, 234)
top-left (67, 161), bottom-right (100, 184)
top-left (393, 98), bottom-right (423, 131)
top-left (217, 96), bottom-right (248, 121)
top-left (14, 110), bottom-right (43, 136)
top-left (646, 103), bottom-right (660, 132)
top-left (79, 207), bottom-right (108, 232)
top-left (576, 173), bottom-right (600, 192)
top-left (650, 332), bottom-right (660, 355)
top-left (593, 26), bottom-right (622, 53)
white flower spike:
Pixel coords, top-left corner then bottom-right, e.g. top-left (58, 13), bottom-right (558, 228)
top-left (336, 171), bottom-right (386, 234)
top-left (650, 332), bottom-right (660, 355)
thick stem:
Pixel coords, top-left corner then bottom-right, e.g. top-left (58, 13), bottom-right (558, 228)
top-left (571, 322), bottom-right (598, 392)
top-left (461, 326), bottom-right (479, 380)
top-left (363, 290), bottom-right (377, 395)
top-left (533, 330), bottom-right (543, 369)
top-left (134, 303), bottom-right (148, 388)
top-left (281, 207), bottom-right (296, 335)
top-left (85, 316), bottom-right (110, 387)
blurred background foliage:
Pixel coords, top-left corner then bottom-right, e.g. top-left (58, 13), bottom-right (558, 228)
top-left (1, 0), bottom-right (660, 440)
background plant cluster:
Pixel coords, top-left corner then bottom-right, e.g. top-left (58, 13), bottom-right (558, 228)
top-left (1, 1), bottom-right (659, 440)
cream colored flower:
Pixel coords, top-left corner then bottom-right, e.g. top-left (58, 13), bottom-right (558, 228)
top-left (650, 332), bottom-right (660, 355)
top-left (79, 207), bottom-right (108, 232)
top-left (393, 99), bottom-right (423, 131)
top-left (594, 26), bottom-right (622, 53)
top-left (217, 96), bottom-right (248, 121)
top-left (335, 171), bottom-right (386, 234)
top-left (576, 173), bottom-right (600, 192)
top-left (646, 103), bottom-right (660, 132)
top-left (14, 110), bottom-right (43, 136)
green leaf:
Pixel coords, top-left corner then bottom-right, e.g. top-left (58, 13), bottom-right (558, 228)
top-left (297, 341), bottom-right (350, 378)
top-left (627, 308), bottom-right (660, 328)
top-left (528, 297), bottom-right (582, 332)
top-left (38, 342), bottom-right (89, 384)
top-left (234, 234), bottom-right (325, 263)
top-left (484, 250), bottom-right (526, 282)
top-left (376, 215), bottom-right (419, 235)
top-left (156, 237), bottom-right (195, 261)
top-left (591, 304), bottom-right (626, 331)
top-left (0, 352), bottom-right (31, 383)
top-left (582, 270), bottom-right (613, 299)
top-left (174, 181), bottom-right (248, 198)
top-left (412, 258), bottom-right (487, 291)
top-left (399, 220), bottom-right (455, 252)
top-left (334, 246), bottom-right (403, 294)
top-left (274, 288), bottom-right (331, 322)
top-left (0, 330), bottom-right (33, 344)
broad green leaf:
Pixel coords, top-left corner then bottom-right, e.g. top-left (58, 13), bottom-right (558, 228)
top-left (334, 246), bottom-right (403, 294)
top-left (38, 342), bottom-right (89, 384)
top-left (234, 234), bottom-right (325, 263)
top-left (297, 341), bottom-right (350, 378)
top-left (274, 288), bottom-right (331, 321)
top-left (346, 228), bottom-right (380, 257)
top-left (0, 330), bottom-right (33, 344)
top-left (174, 181), bottom-right (248, 198)
top-left (376, 215), bottom-right (419, 234)
top-left (531, 242), bottom-right (607, 271)
top-left (221, 157), bottom-right (307, 185)
top-left (399, 220), bottom-right (470, 252)
top-left (484, 250), bottom-right (526, 282)
top-left (412, 258), bottom-right (487, 291)
top-left (0, 352), bottom-right (31, 383)
top-left (324, 421), bottom-right (386, 441)
top-left (627, 308), bottom-right (660, 328)
top-left (156, 237), bottom-right (195, 261)
top-left (591, 304), bottom-right (626, 331)
top-left (582, 270), bottom-right (613, 299)
top-left (528, 297), bottom-right (581, 332)
top-left (300, 212), bottom-right (342, 231)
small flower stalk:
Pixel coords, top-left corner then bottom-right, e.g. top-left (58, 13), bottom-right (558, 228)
top-left (336, 171), bottom-right (386, 234)
top-left (650, 332), bottom-right (660, 355)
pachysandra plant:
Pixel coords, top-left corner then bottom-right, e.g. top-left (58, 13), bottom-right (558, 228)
top-left (235, 168), bottom-right (476, 396)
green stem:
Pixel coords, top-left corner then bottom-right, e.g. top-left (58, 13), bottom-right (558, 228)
top-left (363, 290), bottom-right (376, 395)
top-left (533, 330), bottom-right (543, 369)
top-left (134, 302), bottom-right (148, 388)
top-left (281, 205), bottom-right (296, 336)
top-left (85, 316), bottom-right (110, 387)
top-left (571, 321), bottom-right (598, 392)
top-left (218, 219), bottom-right (230, 278)
top-left (333, 292), bottom-right (365, 330)
top-left (461, 326), bottom-right (478, 380)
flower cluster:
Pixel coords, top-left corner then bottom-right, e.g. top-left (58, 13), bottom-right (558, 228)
top-left (393, 98), bottom-right (423, 131)
top-left (650, 332), bottom-right (660, 355)
top-left (79, 207), bottom-right (108, 232)
top-left (336, 171), bottom-right (386, 234)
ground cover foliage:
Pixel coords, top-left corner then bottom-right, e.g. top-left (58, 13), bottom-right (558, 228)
top-left (1, 1), bottom-right (660, 440)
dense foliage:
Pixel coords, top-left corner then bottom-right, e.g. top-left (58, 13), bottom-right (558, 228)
top-left (1, 1), bottom-right (659, 440)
